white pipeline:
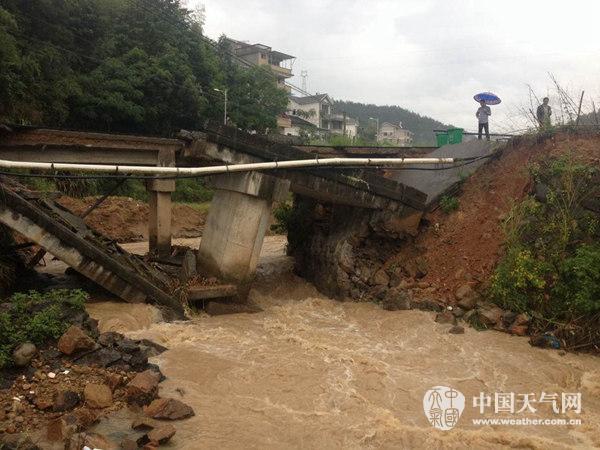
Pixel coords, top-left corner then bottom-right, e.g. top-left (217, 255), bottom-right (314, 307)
top-left (0, 157), bottom-right (456, 176)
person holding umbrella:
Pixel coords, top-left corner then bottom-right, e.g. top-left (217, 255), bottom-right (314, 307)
top-left (476, 100), bottom-right (491, 140)
top-left (473, 92), bottom-right (501, 141)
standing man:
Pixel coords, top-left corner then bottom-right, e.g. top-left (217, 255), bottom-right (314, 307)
top-left (536, 97), bottom-right (552, 129)
top-left (476, 100), bottom-right (491, 140)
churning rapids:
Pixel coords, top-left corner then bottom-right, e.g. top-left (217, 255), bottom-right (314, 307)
top-left (82, 237), bottom-right (600, 450)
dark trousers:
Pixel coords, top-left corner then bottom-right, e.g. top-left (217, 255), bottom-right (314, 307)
top-left (478, 122), bottom-right (490, 140)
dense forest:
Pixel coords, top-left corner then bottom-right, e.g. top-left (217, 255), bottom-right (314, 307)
top-left (0, 0), bottom-right (288, 136)
top-left (333, 100), bottom-right (450, 145)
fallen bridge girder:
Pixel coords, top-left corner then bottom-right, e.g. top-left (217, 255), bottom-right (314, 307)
top-left (0, 208), bottom-right (147, 303)
top-left (0, 185), bottom-right (184, 317)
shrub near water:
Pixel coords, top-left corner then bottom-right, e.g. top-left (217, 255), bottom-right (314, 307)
top-left (0, 289), bottom-right (87, 368)
top-left (489, 156), bottom-right (599, 324)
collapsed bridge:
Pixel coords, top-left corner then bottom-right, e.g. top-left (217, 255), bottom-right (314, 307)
top-left (0, 124), bottom-right (495, 312)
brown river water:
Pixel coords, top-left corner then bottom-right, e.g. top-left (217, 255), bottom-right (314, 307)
top-left (82, 237), bottom-right (600, 450)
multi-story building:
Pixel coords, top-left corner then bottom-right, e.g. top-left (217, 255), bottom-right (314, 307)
top-left (286, 94), bottom-right (358, 139)
top-left (225, 38), bottom-right (295, 131)
top-left (288, 94), bottom-right (333, 128)
top-left (377, 122), bottom-right (414, 146)
top-left (326, 114), bottom-right (358, 139)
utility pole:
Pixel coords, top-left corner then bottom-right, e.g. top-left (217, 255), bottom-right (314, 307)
top-left (301, 70), bottom-right (308, 92)
top-left (342, 111), bottom-right (347, 136)
top-left (214, 88), bottom-right (228, 125)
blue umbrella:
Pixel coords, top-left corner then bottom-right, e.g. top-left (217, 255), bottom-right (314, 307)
top-left (474, 92), bottom-right (501, 105)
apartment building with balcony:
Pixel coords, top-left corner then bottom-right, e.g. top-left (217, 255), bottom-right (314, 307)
top-left (225, 38), bottom-right (295, 91)
top-left (224, 38), bottom-right (296, 131)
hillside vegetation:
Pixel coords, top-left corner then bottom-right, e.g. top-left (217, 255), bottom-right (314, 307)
top-left (0, 0), bottom-right (288, 135)
top-left (334, 100), bottom-right (450, 146)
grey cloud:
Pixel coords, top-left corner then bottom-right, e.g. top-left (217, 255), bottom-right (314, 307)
top-left (197, 0), bottom-right (600, 131)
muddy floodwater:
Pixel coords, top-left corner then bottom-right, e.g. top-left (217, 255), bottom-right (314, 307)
top-left (86, 237), bottom-right (600, 450)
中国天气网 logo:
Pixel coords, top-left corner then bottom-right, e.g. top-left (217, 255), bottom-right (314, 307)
top-left (423, 386), bottom-right (465, 430)
top-left (423, 386), bottom-right (582, 430)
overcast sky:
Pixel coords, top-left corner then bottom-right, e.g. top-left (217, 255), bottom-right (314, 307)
top-left (193, 0), bottom-right (600, 132)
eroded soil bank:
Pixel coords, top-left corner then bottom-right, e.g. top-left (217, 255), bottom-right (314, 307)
top-left (57, 196), bottom-right (206, 243)
top-left (85, 237), bottom-right (600, 450)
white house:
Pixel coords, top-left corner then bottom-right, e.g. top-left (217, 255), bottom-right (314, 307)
top-left (288, 94), bottom-right (333, 128)
top-left (377, 122), bottom-right (413, 146)
top-left (286, 94), bottom-right (359, 139)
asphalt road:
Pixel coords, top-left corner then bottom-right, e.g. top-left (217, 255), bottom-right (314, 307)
top-left (390, 139), bottom-right (496, 206)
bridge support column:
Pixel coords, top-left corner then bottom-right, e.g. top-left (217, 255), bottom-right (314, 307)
top-left (147, 178), bottom-right (175, 258)
top-left (147, 149), bottom-right (176, 258)
top-left (198, 172), bottom-right (290, 300)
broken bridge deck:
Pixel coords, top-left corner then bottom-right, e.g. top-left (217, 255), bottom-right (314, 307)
top-left (180, 126), bottom-right (428, 212)
top-left (0, 180), bottom-right (185, 316)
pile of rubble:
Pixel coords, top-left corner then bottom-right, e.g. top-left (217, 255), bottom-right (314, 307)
top-left (0, 325), bottom-right (194, 449)
top-left (380, 279), bottom-right (533, 336)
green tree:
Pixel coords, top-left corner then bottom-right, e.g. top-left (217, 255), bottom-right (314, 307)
top-left (0, 0), bottom-right (287, 136)
top-left (227, 66), bottom-right (289, 133)
top-left (0, 7), bottom-right (25, 121)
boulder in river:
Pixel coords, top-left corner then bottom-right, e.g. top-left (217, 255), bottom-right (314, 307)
top-left (131, 416), bottom-right (158, 431)
top-left (126, 369), bottom-right (161, 405)
top-left (477, 304), bottom-right (504, 327)
top-left (144, 398), bottom-right (195, 420)
top-left (382, 289), bottom-right (411, 311)
top-left (449, 325), bottom-right (465, 334)
top-left (138, 424), bottom-right (177, 446)
top-left (509, 324), bottom-right (528, 336)
top-left (434, 311), bottom-right (456, 325)
top-left (147, 424), bottom-right (176, 445)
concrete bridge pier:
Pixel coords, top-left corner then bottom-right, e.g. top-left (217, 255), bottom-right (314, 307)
top-left (197, 172), bottom-right (290, 300)
top-left (147, 150), bottom-right (177, 257)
